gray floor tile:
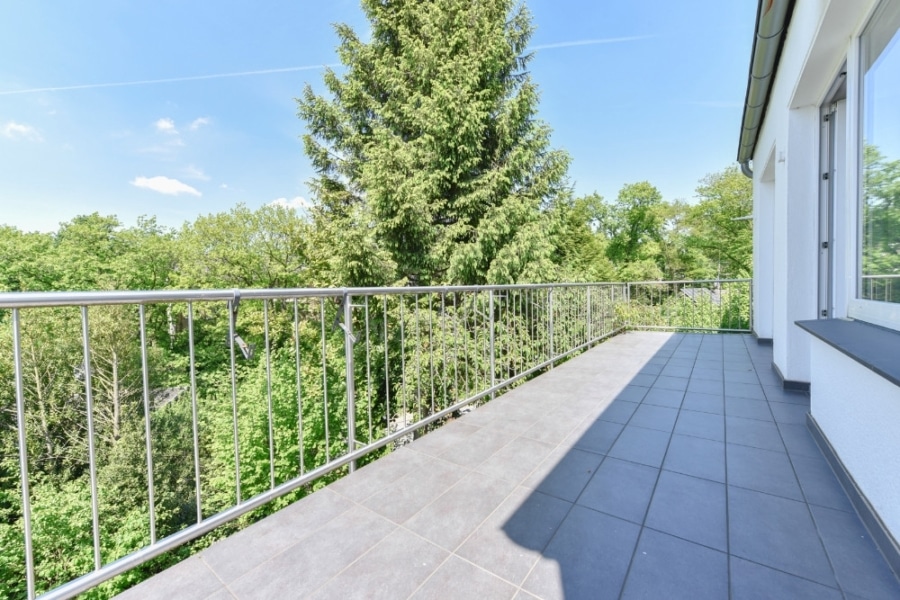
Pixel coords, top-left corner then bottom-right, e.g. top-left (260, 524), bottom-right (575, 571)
top-left (728, 486), bottom-right (835, 586)
top-left (810, 504), bottom-right (900, 600)
top-left (576, 457), bottom-right (658, 524)
top-left (790, 454), bottom-right (854, 512)
top-left (622, 528), bottom-right (728, 600)
top-left (523, 506), bottom-right (640, 600)
top-left (726, 415), bottom-right (785, 452)
top-left (598, 399), bottom-right (639, 424)
top-left (695, 359), bottom-right (724, 369)
top-left (523, 447), bottom-right (604, 502)
top-left (439, 423), bottom-right (518, 467)
top-left (476, 436), bottom-right (555, 485)
top-left (688, 377), bottom-right (724, 395)
top-left (411, 556), bottom-right (517, 600)
top-left (730, 556), bottom-right (842, 600)
top-left (661, 364), bottom-right (693, 378)
top-left (727, 443), bottom-right (802, 500)
top-left (309, 528), bottom-right (448, 600)
top-left (653, 375), bottom-right (689, 391)
top-left (328, 447), bottom-right (430, 502)
top-left (691, 367), bottom-right (723, 381)
top-left (116, 556), bottom-right (224, 600)
top-left (616, 385), bottom-right (650, 403)
top-left (629, 403), bottom-right (679, 432)
top-left (521, 413), bottom-right (585, 445)
top-left (764, 385), bottom-right (810, 405)
top-left (228, 506), bottom-right (395, 599)
top-left (645, 470), bottom-right (727, 551)
top-left (674, 409), bottom-right (725, 442)
top-left (460, 487), bottom-right (571, 585)
top-left (642, 387), bottom-right (684, 408)
top-left (630, 373), bottom-right (659, 388)
top-left (725, 396), bottom-right (773, 421)
top-left (363, 456), bottom-right (468, 524)
top-left (572, 419), bottom-right (624, 454)
top-left (405, 471), bottom-right (517, 551)
top-left (769, 402), bottom-right (809, 425)
top-left (725, 381), bottom-right (766, 400)
top-left (682, 391), bottom-right (725, 415)
top-left (724, 369), bottom-right (761, 384)
top-left (664, 434), bottom-right (725, 483)
top-left (202, 488), bottom-right (353, 583)
top-left (408, 421), bottom-right (481, 456)
top-left (607, 426), bottom-right (671, 468)
top-left (639, 363), bottom-right (664, 376)
top-left (778, 422), bottom-right (822, 459)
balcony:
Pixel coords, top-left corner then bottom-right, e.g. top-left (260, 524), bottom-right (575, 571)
top-left (116, 331), bottom-right (899, 599)
top-left (2, 280), bottom-right (898, 598)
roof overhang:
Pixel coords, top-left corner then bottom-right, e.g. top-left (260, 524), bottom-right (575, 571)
top-left (737, 0), bottom-right (797, 171)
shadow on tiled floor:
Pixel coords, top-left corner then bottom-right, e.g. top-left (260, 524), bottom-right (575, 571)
top-left (118, 333), bottom-right (900, 600)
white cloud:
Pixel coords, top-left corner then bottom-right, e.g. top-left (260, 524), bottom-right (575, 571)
top-left (155, 117), bottom-right (178, 134)
top-left (131, 175), bottom-right (201, 197)
top-left (2, 121), bottom-right (42, 141)
top-left (189, 117), bottom-right (210, 130)
top-left (183, 164), bottom-right (210, 181)
top-left (220, 183), bottom-right (229, 189)
top-left (270, 196), bottom-right (310, 211)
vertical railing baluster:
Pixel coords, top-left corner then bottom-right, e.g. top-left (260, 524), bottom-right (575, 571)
top-left (383, 296), bottom-right (390, 435)
top-left (187, 302), bottom-right (202, 522)
top-left (80, 307), bottom-right (102, 570)
top-left (441, 293), bottom-right (447, 410)
top-left (400, 298), bottom-right (407, 428)
top-left (548, 288), bottom-right (555, 365)
top-left (415, 294), bottom-right (422, 422)
top-left (264, 300), bottom-right (275, 489)
top-left (489, 290), bottom-right (496, 397)
top-left (13, 309), bottom-right (36, 600)
top-left (342, 292), bottom-right (356, 472)
top-left (320, 298), bottom-right (330, 463)
top-left (139, 304), bottom-right (158, 540)
top-left (428, 294), bottom-right (435, 415)
top-left (365, 296), bottom-right (372, 444)
top-left (293, 299), bottom-right (304, 474)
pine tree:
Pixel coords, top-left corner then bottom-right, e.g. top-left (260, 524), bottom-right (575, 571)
top-left (298, 0), bottom-right (570, 286)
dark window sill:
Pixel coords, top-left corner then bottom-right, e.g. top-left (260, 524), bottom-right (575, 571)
top-left (796, 318), bottom-right (900, 388)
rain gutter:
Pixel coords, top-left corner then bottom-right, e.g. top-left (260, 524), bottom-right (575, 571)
top-left (737, 0), bottom-right (796, 177)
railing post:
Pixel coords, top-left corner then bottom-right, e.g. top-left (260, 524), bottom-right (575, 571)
top-left (343, 292), bottom-right (357, 472)
top-left (489, 290), bottom-right (496, 398)
top-left (587, 286), bottom-right (593, 342)
top-left (12, 309), bottom-right (36, 600)
top-left (625, 282), bottom-right (632, 330)
top-left (548, 288), bottom-right (554, 367)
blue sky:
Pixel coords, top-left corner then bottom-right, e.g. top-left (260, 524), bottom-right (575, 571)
top-left (0, 1), bottom-right (756, 233)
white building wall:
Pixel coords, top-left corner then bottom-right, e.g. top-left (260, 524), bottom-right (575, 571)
top-left (811, 339), bottom-right (900, 537)
top-left (752, 153), bottom-right (775, 340)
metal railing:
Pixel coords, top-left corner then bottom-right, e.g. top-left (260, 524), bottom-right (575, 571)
top-left (862, 274), bottom-right (900, 303)
top-left (623, 279), bottom-right (752, 333)
top-left (0, 282), bottom-right (636, 599)
top-left (0, 279), bottom-right (751, 598)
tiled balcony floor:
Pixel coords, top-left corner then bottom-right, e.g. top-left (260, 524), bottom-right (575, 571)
top-left (120, 332), bottom-right (900, 599)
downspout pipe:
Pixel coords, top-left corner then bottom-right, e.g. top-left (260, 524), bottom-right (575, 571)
top-left (737, 0), bottom-right (795, 177)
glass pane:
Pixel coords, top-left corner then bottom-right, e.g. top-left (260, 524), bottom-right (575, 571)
top-left (861, 0), bottom-right (900, 303)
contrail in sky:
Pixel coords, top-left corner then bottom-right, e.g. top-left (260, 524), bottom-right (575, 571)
top-left (0, 64), bottom-right (333, 96)
top-left (0, 36), bottom-right (651, 96)
top-left (530, 35), bottom-right (654, 51)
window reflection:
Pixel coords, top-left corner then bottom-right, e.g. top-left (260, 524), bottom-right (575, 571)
top-left (861, 0), bottom-right (900, 303)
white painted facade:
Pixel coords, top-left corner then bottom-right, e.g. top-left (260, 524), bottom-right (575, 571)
top-left (748, 0), bottom-right (900, 542)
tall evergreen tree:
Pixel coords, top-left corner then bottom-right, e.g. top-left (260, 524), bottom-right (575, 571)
top-left (298, 0), bottom-right (570, 286)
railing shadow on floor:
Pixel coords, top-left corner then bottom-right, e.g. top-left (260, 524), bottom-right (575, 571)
top-left (500, 332), bottom-right (900, 599)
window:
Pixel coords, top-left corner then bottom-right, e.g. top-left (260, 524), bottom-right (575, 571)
top-left (860, 0), bottom-right (900, 305)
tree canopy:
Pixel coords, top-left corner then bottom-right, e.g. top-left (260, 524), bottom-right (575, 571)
top-left (297, 0), bottom-right (570, 286)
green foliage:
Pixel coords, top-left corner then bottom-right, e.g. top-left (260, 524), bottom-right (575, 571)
top-left (298, 0), bottom-right (570, 286)
top-left (683, 166), bottom-right (753, 278)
